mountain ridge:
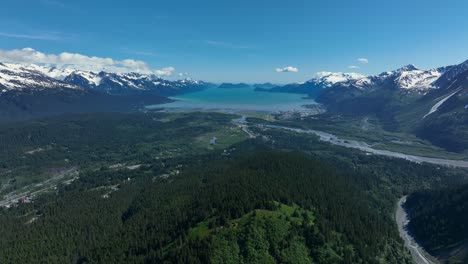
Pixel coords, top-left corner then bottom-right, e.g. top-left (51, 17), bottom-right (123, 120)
top-left (0, 62), bottom-right (211, 96)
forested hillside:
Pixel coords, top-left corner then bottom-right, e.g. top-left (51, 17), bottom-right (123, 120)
top-left (1, 112), bottom-right (468, 263)
top-left (0, 151), bottom-right (412, 263)
top-left (405, 185), bottom-right (468, 263)
top-left (0, 89), bottom-right (170, 121)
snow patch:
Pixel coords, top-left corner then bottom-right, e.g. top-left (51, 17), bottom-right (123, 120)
top-left (423, 88), bottom-right (462, 119)
top-left (309, 72), bottom-right (365, 87)
top-left (395, 69), bottom-right (441, 89)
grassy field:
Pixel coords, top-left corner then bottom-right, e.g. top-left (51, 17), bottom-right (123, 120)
top-left (187, 202), bottom-right (315, 241)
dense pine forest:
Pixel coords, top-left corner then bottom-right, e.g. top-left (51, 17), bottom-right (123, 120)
top-left (0, 89), bottom-right (171, 121)
top-left (0, 150), bottom-right (411, 263)
top-left (1, 112), bottom-right (468, 263)
top-left (405, 185), bottom-right (468, 263)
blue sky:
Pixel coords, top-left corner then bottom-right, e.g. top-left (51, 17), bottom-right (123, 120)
top-left (1, 0), bottom-right (468, 83)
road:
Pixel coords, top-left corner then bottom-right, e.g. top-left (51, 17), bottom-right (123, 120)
top-left (0, 167), bottom-right (79, 208)
top-left (396, 197), bottom-right (438, 264)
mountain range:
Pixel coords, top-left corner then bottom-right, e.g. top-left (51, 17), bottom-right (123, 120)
top-left (260, 60), bottom-right (468, 152)
top-left (0, 63), bottom-right (211, 96)
top-left (0, 62), bottom-right (213, 121)
top-left (260, 64), bottom-right (449, 96)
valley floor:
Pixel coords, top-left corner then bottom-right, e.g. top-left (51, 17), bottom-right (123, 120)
top-left (228, 113), bottom-right (468, 168)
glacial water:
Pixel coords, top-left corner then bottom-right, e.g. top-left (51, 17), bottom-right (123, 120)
top-left (148, 87), bottom-right (315, 112)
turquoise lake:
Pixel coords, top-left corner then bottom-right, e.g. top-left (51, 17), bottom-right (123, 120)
top-left (149, 87), bottom-right (315, 112)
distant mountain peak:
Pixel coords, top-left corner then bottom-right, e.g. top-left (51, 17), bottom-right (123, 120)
top-left (218, 83), bottom-right (250, 89)
top-left (313, 71), bottom-right (364, 79)
top-left (397, 64), bottom-right (419, 72)
top-left (308, 72), bottom-right (365, 87)
top-left (393, 68), bottom-right (442, 89)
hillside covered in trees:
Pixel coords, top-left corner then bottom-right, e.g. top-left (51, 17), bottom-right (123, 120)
top-left (0, 151), bottom-right (413, 263)
top-left (1, 112), bottom-right (468, 263)
top-left (405, 185), bottom-right (468, 263)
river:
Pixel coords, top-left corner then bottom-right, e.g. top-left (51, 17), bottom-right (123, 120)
top-left (262, 124), bottom-right (468, 168)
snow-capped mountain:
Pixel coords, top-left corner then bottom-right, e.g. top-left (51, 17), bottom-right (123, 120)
top-left (0, 63), bottom-right (79, 91)
top-left (255, 72), bottom-right (367, 96)
top-left (0, 62), bottom-right (210, 96)
top-left (307, 72), bottom-right (366, 88)
top-left (373, 64), bottom-right (448, 90)
top-left (266, 65), bottom-right (448, 97)
top-left (324, 65), bottom-right (448, 92)
top-left (64, 71), bottom-right (195, 95)
top-left (311, 62), bottom-right (468, 126)
top-left (392, 66), bottom-right (442, 89)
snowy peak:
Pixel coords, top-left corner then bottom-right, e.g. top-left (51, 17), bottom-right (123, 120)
top-left (392, 67), bottom-right (443, 90)
top-left (64, 71), bottom-right (102, 88)
top-left (308, 65), bottom-right (448, 92)
top-left (374, 64), bottom-right (444, 90)
top-left (65, 70), bottom-right (205, 93)
top-left (0, 63), bottom-right (79, 91)
top-left (23, 65), bottom-right (75, 80)
top-left (0, 62), bottom-right (209, 95)
top-left (308, 72), bottom-right (365, 87)
top-left (396, 64), bottom-right (419, 72)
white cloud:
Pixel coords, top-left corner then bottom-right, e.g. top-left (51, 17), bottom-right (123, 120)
top-left (276, 66), bottom-right (299, 73)
top-left (178, 72), bottom-right (189, 77)
top-left (0, 48), bottom-right (175, 76)
top-left (348, 65), bottom-right (360, 69)
top-left (0, 32), bottom-right (61, 41)
top-left (358, 58), bottom-right (369, 64)
top-left (154, 67), bottom-right (175, 77)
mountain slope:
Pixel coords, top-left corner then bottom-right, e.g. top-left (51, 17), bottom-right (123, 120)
top-left (307, 63), bottom-right (464, 130)
top-left (317, 65), bottom-right (448, 107)
top-left (0, 62), bottom-right (211, 121)
top-left (305, 62), bottom-right (468, 151)
top-left (0, 88), bottom-right (170, 121)
top-left (412, 69), bottom-right (468, 151)
top-left (405, 184), bottom-right (468, 263)
top-left (433, 59), bottom-right (468, 88)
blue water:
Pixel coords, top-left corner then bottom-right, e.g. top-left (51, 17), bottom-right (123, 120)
top-left (149, 87), bottom-right (315, 112)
